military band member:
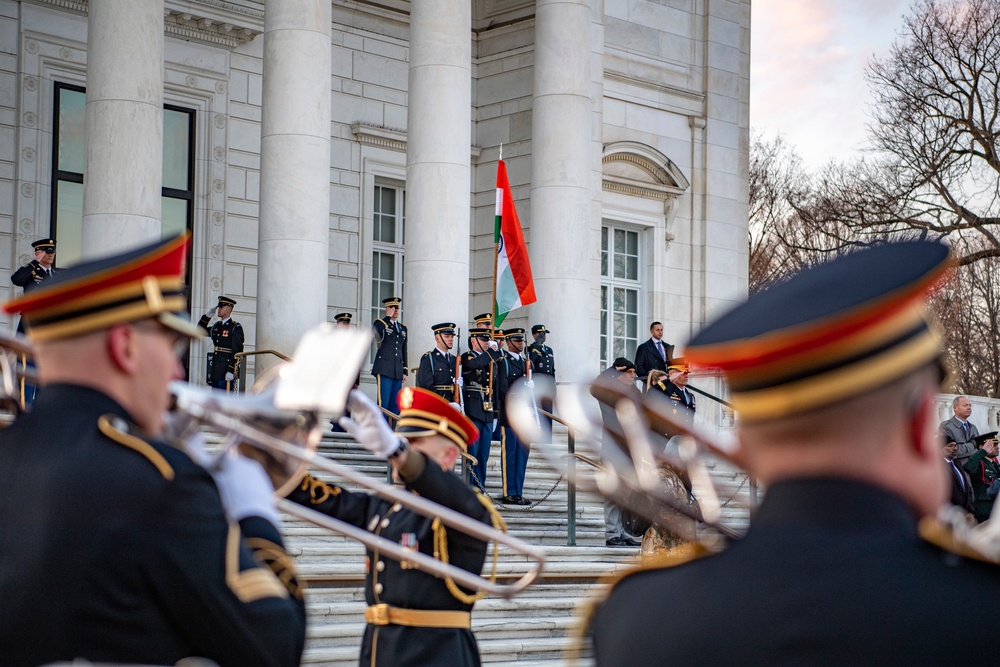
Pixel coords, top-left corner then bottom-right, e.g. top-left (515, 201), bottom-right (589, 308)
top-left (198, 296), bottom-right (245, 391)
top-left (0, 235), bottom-right (305, 666)
top-left (462, 330), bottom-right (507, 492)
top-left (498, 328), bottom-right (532, 505)
top-left (528, 324), bottom-right (555, 440)
top-left (417, 322), bottom-right (460, 402)
top-left (287, 387), bottom-right (500, 667)
top-left (372, 296), bottom-right (408, 416)
top-left (590, 240), bottom-right (1000, 665)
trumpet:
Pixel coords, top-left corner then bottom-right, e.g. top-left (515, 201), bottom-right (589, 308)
top-left (171, 324), bottom-right (545, 598)
top-left (0, 331), bottom-right (38, 412)
top-left (507, 373), bottom-right (747, 550)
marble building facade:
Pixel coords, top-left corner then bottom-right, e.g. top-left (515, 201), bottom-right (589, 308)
top-left (0, 0), bottom-right (750, 387)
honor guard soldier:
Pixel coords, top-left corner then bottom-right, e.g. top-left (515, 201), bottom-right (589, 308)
top-left (498, 328), bottom-right (532, 505)
top-left (473, 312), bottom-right (493, 330)
top-left (334, 312), bottom-right (353, 327)
top-left (417, 322), bottom-right (460, 402)
top-left (11, 238), bottom-right (57, 333)
top-left (528, 324), bottom-right (555, 440)
top-left (462, 329), bottom-right (507, 492)
top-left (198, 296), bottom-right (245, 391)
top-left (0, 235), bottom-right (305, 667)
top-left (372, 296), bottom-right (408, 416)
top-left (287, 387), bottom-right (503, 667)
top-left (590, 240), bottom-right (1000, 666)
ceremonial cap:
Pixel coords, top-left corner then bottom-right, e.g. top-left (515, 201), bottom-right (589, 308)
top-left (217, 296), bottom-right (237, 308)
top-left (471, 331), bottom-right (491, 340)
top-left (473, 312), bottom-right (492, 326)
top-left (531, 324), bottom-right (549, 335)
top-left (31, 238), bottom-right (56, 252)
top-left (667, 357), bottom-right (690, 372)
top-left (334, 312), bottom-right (352, 323)
top-left (432, 322), bottom-right (456, 335)
top-left (395, 387), bottom-right (478, 450)
top-left (382, 296), bottom-right (401, 308)
top-left (972, 432), bottom-right (999, 448)
top-left (4, 234), bottom-right (204, 342)
top-left (504, 328), bottom-right (525, 340)
top-left (686, 240), bottom-right (951, 421)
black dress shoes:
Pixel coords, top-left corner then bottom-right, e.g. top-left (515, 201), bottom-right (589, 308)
top-left (606, 536), bottom-right (626, 547)
top-left (514, 495), bottom-right (531, 506)
top-left (622, 536), bottom-right (641, 547)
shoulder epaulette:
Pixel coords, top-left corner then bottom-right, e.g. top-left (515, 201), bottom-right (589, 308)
top-left (97, 414), bottom-right (175, 481)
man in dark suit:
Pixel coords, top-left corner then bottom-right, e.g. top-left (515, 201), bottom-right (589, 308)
top-left (942, 432), bottom-right (975, 516)
top-left (591, 240), bottom-right (1000, 665)
top-left (0, 235), bottom-right (305, 667)
top-left (372, 296), bottom-right (408, 416)
top-left (941, 395), bottom-right (979, 464)
top-left (634, 321), bottom-right (673, 387)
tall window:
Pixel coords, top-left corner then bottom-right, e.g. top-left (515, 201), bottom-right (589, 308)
top-left (50, 83), bottom-right (196, 267)
top-left (600, 224), bottom-right (641, 369)
top-left (370, 182), bottom-right (406, 325)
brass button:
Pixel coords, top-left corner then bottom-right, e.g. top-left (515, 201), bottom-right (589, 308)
top-left (376, 561), bottom-right (385, 572)
top-left (374, 583), bottom-right (383, 594)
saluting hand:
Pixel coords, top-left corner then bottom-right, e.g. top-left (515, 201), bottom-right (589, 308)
top-left (338, 389), bottom-right (403, 458)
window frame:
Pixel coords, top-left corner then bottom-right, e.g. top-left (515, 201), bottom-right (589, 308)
top-left (600, 222), bottom-right (644, 370)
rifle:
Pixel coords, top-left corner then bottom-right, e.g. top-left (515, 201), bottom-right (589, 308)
top-left (454, 327), bottom-right (464, 410)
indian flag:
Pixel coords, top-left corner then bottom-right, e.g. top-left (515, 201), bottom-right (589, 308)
top-left (493, 159), bottom-right (536, 326)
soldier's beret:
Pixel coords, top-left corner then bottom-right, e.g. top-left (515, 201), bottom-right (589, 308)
top-left (686, 240), bottom-right (951, 422)
top-left (531, 324), bottom-right (549, 334)
top-left (4, 234), bottom-right (205, 341)
top-left (612, 357), bottom-right (635, 371)
top-left (382, 296), bottom-right (401, 307)
top-left (217, 296), bottom-right (237, 308)
top-left (432, 322), bottom-right (456, 334)
top-left (31, 238), bottom-right (56, 251)
top-left (395, 387), bottom-right (478, 450)
top-left (334, 312), bottom-right (352, 323)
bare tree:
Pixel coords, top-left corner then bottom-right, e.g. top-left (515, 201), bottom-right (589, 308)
top-left (790, 0), bottom-right (1000, 266)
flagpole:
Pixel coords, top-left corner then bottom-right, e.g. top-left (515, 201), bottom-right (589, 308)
top-left (491, 147), bottom-right (502, 342)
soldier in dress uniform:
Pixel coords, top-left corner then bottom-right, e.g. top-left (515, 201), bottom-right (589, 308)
top-left (417, 322), bottom-right (460, 402)
top-left (498, 328), bottom-right (532, 505)
top-left (0, 235), bottom-right (305, 667)
top-left (528, 324), bottom-right (555, 441)
top-left (473, 312), bottom-right (492, 330)
top-left (372, 296), bottom-right (408, 416)
top-left (647, 357), bottom-right (696, 433)
top-left (335, 312), bottom-right (353, 327)
top-left (590, 240), bottom-right (1000, 666)
top-left (462, 330), bottom-right (507, 492)
top-left (198, 295), bottom-right (245, 391)
top-left (287, 387), bottom-right (502, 667)
top-left (9, 238), bottom-right (57, 402)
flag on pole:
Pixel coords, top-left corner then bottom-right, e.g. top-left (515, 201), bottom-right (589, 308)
top-left (493, 159), bottom-right (536, 326)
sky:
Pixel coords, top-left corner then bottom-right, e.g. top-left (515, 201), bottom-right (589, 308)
top-left (750, 0), bottom-right (914, 169)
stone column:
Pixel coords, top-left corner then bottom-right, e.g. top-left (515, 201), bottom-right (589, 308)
top-left (255, 0), bottom-right (332, 370)
top-left (403, 0), bottom-right (471, 363)
top-left (530, 0), bottom-right (594, 382)
top-left (81, 0), bottom-right (163, 258)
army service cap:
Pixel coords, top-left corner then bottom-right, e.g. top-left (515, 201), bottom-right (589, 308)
top-left (31, 238), bottom-right (56, 252)
top-left (504, 328), bottom-right (526, 341)
top-left (972, 432), bottom-right (999, 448)
top-left (334, 312), bottom-right (352, 323)
top-left (4, 234), bottom-right (205, 342)
top-left (217, 296), bottom-right (237, 308)
top-left (473, 312), bottom-right (492, 326)
top-left (685, 240), bottom-right (951, 422)
top-left (531, 324), bottom-right (549, 335)
top-left (667, 357), bottom-right (690, 372)
top-left (432, 322), bottom-right (456, 335)
top-left (395, 387), bottom-right (478, 450)
top-left (382, 296), bottom-right (401, 308)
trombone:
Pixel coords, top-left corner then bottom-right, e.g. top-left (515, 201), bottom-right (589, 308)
top-left (0, 331), bottom-right (38, 412)
top-left (171, 324), bottom-right (546, 599)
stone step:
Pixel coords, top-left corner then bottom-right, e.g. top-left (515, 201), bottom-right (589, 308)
top-left (301, 635), bottom-right (591, 666)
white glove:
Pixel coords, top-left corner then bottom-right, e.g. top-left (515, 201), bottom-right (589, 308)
top-left (204, 306), bottom-right (217, 319)
top-left (492, 419), bottom-right (498, 433)
top-left (525, 379), bottom-right (535, 388)
top-left (488, 340), bottom-right (499, 351)
top-left (225, 372), bottom-right (235, 382)
top-left (338, 389), bottom-right (402, 458)
top-left (456, 376), bottom-right (464, 388)
top-left (209, 449), bottom-right (280, 527)
top-left (450, 401), bottom-right (465, 415)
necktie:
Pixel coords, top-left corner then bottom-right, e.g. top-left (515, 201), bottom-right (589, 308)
top-left (951, 460), bottom-right (965, 490)
top-left (963, 421), bottom-right (970, 438)
top-left (655, 340), bottom-right (664, 360)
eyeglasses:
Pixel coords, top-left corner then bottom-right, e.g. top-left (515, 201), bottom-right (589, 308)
top-left (132, 321), bottom-right (190, 358)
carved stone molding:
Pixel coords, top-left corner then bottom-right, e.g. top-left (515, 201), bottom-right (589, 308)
top-left (352, 123), bottom-right (407, 153)
top-left (31, 0), bottom-right (263, 48)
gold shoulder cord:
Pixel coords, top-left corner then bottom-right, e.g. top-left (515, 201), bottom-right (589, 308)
top-left (432, 492), bottom-right (508, 604)
top-left (565, 542), bottom-right (712, 666)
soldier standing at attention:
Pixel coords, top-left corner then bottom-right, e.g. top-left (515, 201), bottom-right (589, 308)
top-left (499, 328), bottom-right (531, 505)
top-left (417, 322), bottom-right (460, 402)
top-left (11, 238), bottom-right (57, 333)
top-left (198, 296), bottom-right (244, 391)
top-left (528, 325), bottom-right (555, 440)
top-left (462, 330), bottom-right (507, 492)
top-left (372, 296), bottom-right (408, 417)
